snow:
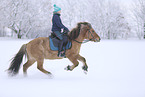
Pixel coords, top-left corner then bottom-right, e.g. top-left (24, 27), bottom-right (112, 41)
top-left (0, 38), bottom-right (145, 97)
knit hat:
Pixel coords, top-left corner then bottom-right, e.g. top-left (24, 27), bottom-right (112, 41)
top-left (53, 4), bottom-right (61, 12)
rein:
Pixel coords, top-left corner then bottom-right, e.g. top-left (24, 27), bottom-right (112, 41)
top-left (71, 30), bottom-right (94, 44)
top-left (72, 39), bottom-right (90, 44)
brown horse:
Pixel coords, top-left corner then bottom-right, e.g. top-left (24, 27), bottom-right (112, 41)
top-left (8, 22), bottom-right (101, 76)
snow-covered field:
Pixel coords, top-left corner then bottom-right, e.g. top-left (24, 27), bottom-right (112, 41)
top-left (0, 38), bottom-right (145, 97)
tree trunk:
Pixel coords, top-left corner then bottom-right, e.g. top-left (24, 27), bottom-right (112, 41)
top-left (18, 29), bottom-right (22, 39)
top-left (108, 31), bottom-right (110, 39)
top-left (144, 22), bottom-right (145, 39)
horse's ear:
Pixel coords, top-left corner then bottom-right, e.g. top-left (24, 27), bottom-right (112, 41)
top-left (88, 23), bottom-right (92, 29)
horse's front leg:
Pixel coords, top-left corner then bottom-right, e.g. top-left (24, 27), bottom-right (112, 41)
top-left (65, 55), bottom-right (79, 71)
top-left (77, 55), bottom-right (88, 74)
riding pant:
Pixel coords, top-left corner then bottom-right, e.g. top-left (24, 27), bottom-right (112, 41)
top-left (53, 31), bottom-right (68, 57)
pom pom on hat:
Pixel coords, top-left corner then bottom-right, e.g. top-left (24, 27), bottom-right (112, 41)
top-left (54, 4), bottom-right (56, 7)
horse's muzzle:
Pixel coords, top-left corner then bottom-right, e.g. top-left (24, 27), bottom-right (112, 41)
top-left (95, 38), bottom-right (101, 42)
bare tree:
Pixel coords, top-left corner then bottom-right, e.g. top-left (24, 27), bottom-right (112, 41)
top-left (132, 0), bottom-right (145, 39)
top-left (88, 0), bottom-right (130, 39)
top-left (0, 0), bottom-right (52, 38)
top-left (0, 0), bottom-right (130, 39)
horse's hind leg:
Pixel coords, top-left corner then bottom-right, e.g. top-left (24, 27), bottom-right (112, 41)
top-left (37, 60), bottom-right (51, 75)
top-left (23, 59), bottom-right (36, 76)
top-left (78, 55), bottom-right (88, 73)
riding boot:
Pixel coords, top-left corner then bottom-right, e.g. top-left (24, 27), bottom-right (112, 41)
top-left (61, 46), bottom-right (66, 58)
top-left (58, 40), bottom-right (65, 57)
top-left (60, 35), bottom-right (68, 58)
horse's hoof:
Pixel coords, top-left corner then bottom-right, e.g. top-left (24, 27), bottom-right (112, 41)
top-left (82, 65), bottom-right (88, 72)
top-left (64, 65), bottom-right (72, 71)
top-left (23, 73), bottom-right (28, 77)
top-left (47, 73), bottom-right (53, 79)
top-left (83, 70), bottom-right (88, 75)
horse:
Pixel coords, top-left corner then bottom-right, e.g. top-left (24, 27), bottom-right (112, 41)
top-left (7, 22), bottom-right (101, 76)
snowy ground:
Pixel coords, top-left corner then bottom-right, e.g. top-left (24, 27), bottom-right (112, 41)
top-left (0, 38), bottom-right (145, 97)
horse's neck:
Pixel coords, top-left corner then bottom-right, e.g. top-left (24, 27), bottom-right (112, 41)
top-left (70, 28), bottom-right (87, 53)
top-left (76, 30), bottom-right (86, 42)
top-left (72, 30), bottom-right (86, 47)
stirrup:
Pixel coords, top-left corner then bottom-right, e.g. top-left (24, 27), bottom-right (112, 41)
top-left (58, 51), bottom-right (66, 58)
top-left (61, 52), bottom-right (66, 58)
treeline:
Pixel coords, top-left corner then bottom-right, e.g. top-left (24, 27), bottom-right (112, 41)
top-left (0, 0), bottom-right (144, 39)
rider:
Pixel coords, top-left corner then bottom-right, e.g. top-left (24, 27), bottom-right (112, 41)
top-left (51, 4), bottom-right (69, 57)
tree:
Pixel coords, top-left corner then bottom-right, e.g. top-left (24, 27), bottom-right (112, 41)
top-left (0, 0), bottom-right (130, 39)
top-left (132, 0), bottom-right (145, 39)
top-left (88, 0), bottom-right (130, 39)
top-left (0, 0), bottom-right (52, 38)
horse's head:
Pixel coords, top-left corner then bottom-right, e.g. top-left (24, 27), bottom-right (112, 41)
top-left (83, 23), bottom-right (101, 42)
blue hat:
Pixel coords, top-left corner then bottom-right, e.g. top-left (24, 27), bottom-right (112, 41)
top-left (53, 4), bottom-right (61, 12)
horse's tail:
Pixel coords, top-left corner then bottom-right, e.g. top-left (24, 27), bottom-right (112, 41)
top-left (8, 44), bottom-right (27, 76)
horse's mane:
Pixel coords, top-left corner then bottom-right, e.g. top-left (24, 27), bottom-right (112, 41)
top-left (69, 22), bottom-right (90, 40)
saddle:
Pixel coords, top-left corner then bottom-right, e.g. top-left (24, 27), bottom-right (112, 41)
top-left (49, 33), bottom-right (72, 51)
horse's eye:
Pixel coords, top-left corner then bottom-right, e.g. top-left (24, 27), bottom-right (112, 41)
top-left (92, 31), bottom-right (95, 33)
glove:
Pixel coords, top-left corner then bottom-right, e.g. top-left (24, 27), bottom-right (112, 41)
top-left (63, 29), bottom-right (69, 35)
top-left (61, 28), bottom-right (64, 33)
top-left (61, 28), bottom-right (69, 34)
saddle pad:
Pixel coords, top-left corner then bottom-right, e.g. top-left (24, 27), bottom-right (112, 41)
top-left (49, 36), bottom-right (72, 51)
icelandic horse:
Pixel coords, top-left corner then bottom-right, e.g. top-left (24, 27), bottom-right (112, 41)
top-left (8, 22), bottom-right (101, 76)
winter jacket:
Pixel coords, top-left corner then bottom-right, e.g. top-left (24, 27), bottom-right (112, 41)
top-left (51, 13), bottom-right (69, 32)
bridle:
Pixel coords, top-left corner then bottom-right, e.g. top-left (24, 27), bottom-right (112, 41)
top-left (88, 30), bottom-right (95, 41)
top-left (72, 29), bottom-right (96, 44)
